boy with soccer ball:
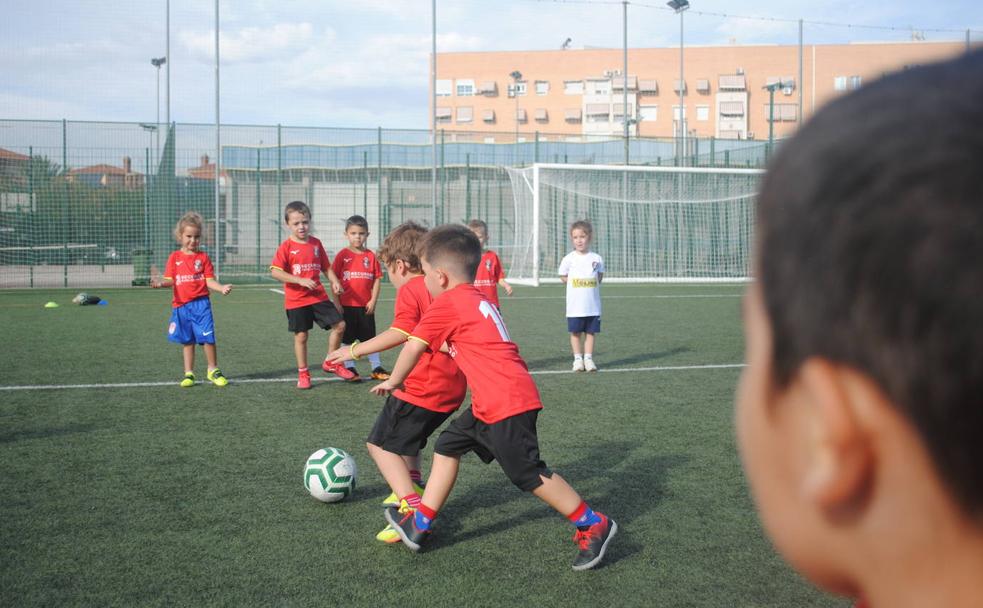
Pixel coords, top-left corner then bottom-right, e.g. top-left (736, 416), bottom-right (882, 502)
top-left (371, 224), bottom-right (616, 570)
top-left (736, 50), bottom-right (983, 607)
top-left (327, 222), bottom-right (467, 543)
top-left (270, 201), bottom-right (355, 389)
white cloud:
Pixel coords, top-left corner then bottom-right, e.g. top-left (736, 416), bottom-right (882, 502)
top-left (179, 22), bottom-right (321, 63)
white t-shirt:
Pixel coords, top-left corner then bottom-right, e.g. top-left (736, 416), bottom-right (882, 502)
top-left (558, 250), bottom-right (604, 317)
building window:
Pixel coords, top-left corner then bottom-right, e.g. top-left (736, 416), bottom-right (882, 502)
top-left (834, 76), bottom-right (848, 91)
top-left (483, 136), bottom-right (496, 144)
top-left (849, 75), bottom-right (863, 90)
top-left (673, 105), bottom-right (688, 120)
top-left (564, 80), bottom-right (584, 95)
top-left (436, 79), bottom-right (452, 97)
top-left (696, 105), bottom-right (709, 122)
top-left (639, 105), bottom-right (658, 122)
top-left (535, 81), bottom-right (550, 95)
top-left (435, 107), bottom-right (452, 124)
top-left (586, 103), bottom-right (610, 122)
top-left (457, 106), bottom-right (473, 123)
top-left (588, 80), bottom-right (610, 95)
top-left (456, 79), bottom-right (475, 96)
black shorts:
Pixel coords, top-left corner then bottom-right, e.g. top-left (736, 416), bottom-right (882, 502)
top-left (434, 407), bottom-right (552, 492)
top-left (286, 301), bottom-right (343, 333)
top-left (367, 395), bottom-right (453, 457)
top-left (342, 305), bottom-right (377, 344)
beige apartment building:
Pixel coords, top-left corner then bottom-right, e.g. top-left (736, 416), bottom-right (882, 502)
top-left (433, 41), bottom-right (967, 142)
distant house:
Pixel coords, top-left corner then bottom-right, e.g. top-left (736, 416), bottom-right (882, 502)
top-left (188, 154), bottom-right (230, 188)
top-left (0, 147), bottom-right (30, 190)
top-left (67, 156), bottom-right (144, 189)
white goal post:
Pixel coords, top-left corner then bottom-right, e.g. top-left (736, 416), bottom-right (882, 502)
top-left (504, 163), bottom-right (764, 285)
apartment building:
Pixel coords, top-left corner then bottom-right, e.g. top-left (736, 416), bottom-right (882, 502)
top-left (433, 41), bottom-right (966, 142)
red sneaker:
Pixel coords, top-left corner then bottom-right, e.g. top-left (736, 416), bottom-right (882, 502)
top-left (572, 514), bottom-right (617, 571)
top-left (322, 360), bottom-right (357, 381)
top-left (297, 369), bottom-right (312, 390)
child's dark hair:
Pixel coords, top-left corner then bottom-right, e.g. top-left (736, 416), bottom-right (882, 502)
top-left (756, 49), bottom-right (983, 516)
top-left (570, 220), bottom-right (593, 236)
top-left (419, 224), bottom-right (482, 282)
top-left (173, 211), bottom-right (204, 242)
top-left (467, 219), bottom-right (488, 234)
top-left (345, 215), bottom-right (369, 231)
top-left (284, 200), bottom-right (310, 221)
top-left (379, 221), bottom-right (427, 274)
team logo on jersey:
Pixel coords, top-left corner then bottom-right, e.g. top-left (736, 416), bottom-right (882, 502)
top-left (292, 264), bottom-right (302, 275)
top-left (342, 271), bottom-right (351, 281)
top-left (194, 259), bottom-right (202, 271)
top-left (592, 261), bottom-right (599, 271)
top-left (485, 259), bottom-right (492, 271)
top-left (343, 257), bottom-right (352, 263)
top-left (175, 260), bottom-right (183, 266)
top-left (290, 250), bottom-right (300, 255)
top-left (363, 257), bottom-right (370, 269)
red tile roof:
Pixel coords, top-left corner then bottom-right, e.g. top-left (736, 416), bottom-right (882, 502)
top-left (0, 147), bottom-right (30, 161)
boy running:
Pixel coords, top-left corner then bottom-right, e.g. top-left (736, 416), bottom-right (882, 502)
top-left (270, 200), bottom-right (355, 389)
top-left (331, 215), bottom-right (389, 381)
top-left (327, 221), bottom-right (467, 543)
top-left (371, 224), bottom-right (616, 571)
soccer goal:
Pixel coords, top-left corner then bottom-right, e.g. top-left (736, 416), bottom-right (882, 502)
top-left (504, 163), bottom-right (764, 285)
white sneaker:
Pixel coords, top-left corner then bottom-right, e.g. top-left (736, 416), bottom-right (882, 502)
top-left (572, 359), bottom-right (586, 372)
top-left (584, 358), bottom-right (598, 372)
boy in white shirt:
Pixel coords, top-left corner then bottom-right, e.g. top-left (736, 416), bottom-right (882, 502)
top-left (558, 220), bottom-right (604, 372)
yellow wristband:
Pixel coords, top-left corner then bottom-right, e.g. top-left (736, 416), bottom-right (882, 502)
top-left (350, 340), bottom-right (361, 361)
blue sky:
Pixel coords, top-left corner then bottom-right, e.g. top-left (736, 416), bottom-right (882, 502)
top-left (2, 0), bottom-right (981, 129)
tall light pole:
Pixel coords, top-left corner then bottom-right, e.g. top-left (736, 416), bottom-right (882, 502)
top-left (165, 0), bottom-right (170, 130)
top-left (667, 0), bottom-right (689, 165)
top-left (510, 70), bottom-right (522, 165)
top-left (151, 57), bottom-right (166, 166)
top-left (763, 81), bottom-right (781, 160)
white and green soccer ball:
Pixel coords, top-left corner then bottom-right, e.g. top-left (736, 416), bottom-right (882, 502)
top-left (304, 448), bottom-right (357, 503)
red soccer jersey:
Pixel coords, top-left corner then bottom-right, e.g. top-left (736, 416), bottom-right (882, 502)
top-left (409, 283), bottom-right (542, 423)
top-left (269, 236), bottom-right (332, 310)
top-left (390, 276), bottom-right (467, 413)
top-left (473, 250), bottom-right (504, 306)
top-left (332, 247), bottom-right (383, 307)
top-left (163, 250), bottom-right (214, 308)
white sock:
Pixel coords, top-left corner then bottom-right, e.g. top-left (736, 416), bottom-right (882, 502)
top-left (574, 353), bottom-right (584, 361)
top-left (367, 352), bottom-right (382, 368)
top-left (584, 353), bottom-right (593, 360)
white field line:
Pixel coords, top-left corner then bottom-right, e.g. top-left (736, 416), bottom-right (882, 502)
top-left (0, 363), bottom-right (745, 392)
top-left (269, 288), bottom-right (285, 295)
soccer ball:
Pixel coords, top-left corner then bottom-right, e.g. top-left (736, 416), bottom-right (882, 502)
top-left (304, 448), bottom-right (357, 503)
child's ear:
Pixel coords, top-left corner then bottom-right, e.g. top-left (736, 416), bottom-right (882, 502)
top-left (797, 359), bottom-right (875, 515)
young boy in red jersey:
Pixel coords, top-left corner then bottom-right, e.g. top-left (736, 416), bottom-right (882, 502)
top-left (330, 215), bottom-right (389, 382)
top-left (270, 201), bottom-right (355, 389)
top-left (152, 211), bottom-right (232, 387)
top-left (737, 50), bottom-right (983, 608)
top-left (327, 222), bottom-right (467, 543)
top-left (467, 219), bottom-right (512, 308)
top-left (371, 224), bottom-right (616, 571)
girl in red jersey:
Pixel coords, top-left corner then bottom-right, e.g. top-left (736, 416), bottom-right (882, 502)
top-left (151, 211), bottom-right (232, 387)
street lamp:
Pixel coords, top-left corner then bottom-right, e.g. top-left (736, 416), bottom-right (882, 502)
top-left (510, 70), bottom-right (523, 165)
top-left (763, 81), bottom-right (782, 158)
top-left (667, 0), bottom-right (689, 165)
top-left (151, 56), bottom-right (166, 163)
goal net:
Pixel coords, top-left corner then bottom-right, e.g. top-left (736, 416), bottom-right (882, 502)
top-left (504, 163), bottom-right (763, 284)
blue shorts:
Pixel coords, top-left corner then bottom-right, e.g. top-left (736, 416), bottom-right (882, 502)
top-left (167, 296), bottom-right (216, 345)
top-left (567, 316), bottom-right (601, 334)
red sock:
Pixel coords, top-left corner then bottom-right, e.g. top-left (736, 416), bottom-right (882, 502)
top-left (566, 501), bottom-right (588, 524)
top-left (402, 492), bottom-right (422, 508)
top-left (418, 503), bottom-right (438, 521)
top-left (409, 469), bottom-right (423, 484)
top-left (298, 367), bottom-right (309, 374)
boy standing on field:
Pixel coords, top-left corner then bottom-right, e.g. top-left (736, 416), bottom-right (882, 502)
top-left (270, 200), bottom-right (356, 389)
top-left (736, 50), bottom-right (983, 608)
top-left (152, 211), bottom-right (232, 387)
top-left (467, 219), bottom-right (512, 308)
top-left (559, 220), bottom-right (603, 372)
top-left (331, 215), bottom-right (389, 382)
top-left (371, 224), bottom-right (616, 571)
top-left (326, 221), bottom-right (467, 544)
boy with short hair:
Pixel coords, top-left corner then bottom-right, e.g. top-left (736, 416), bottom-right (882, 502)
top-left (736, 50), bottom-right (983, 607)
top-left (371, 224), bottom-right (616, 571)
top-left (559, 220), bottom-right (603, 372)
top-left (331, 215), bottom-right (389, 381)
top-left (467, 219), bottom-right (512, 308)
top-left (327, 221), bottom-right (467, 543)
top-left (270, 201), bottom-right (355, 389)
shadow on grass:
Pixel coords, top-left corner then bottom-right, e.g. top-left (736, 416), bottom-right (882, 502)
top-left (0, 424), bottom-right (97, 444)
top-left (423, 440), bottom-right (686, 569)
